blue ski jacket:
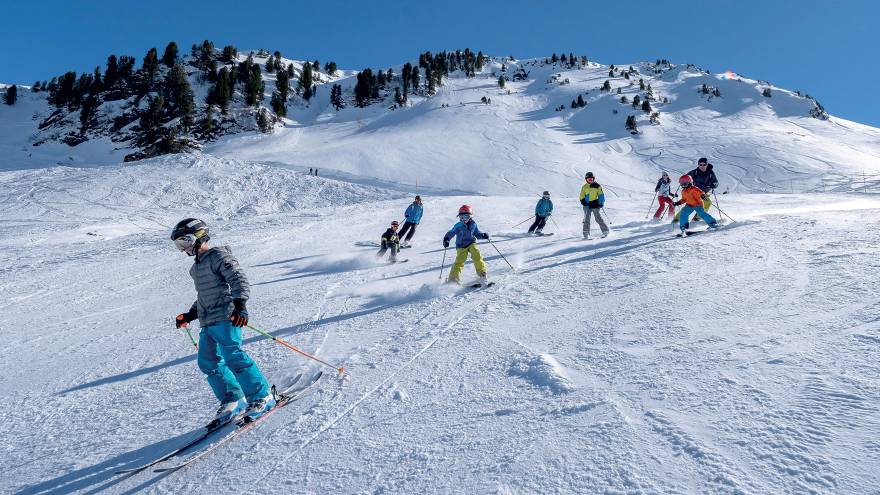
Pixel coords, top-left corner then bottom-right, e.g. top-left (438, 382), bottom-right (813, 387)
top-left (444, 220), bottom-right (487, 248)
top-left (404, 202), bottom-right (424, 224)
top-left (535, 198), bottom-right (553, 217)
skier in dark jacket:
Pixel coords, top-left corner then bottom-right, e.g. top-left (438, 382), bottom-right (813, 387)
top-left (171, 218), bottom-right (275, 426)
top-left (377, 221), bottom-right (401, 262)
top-left (675, 157), bottom-right (718, 223)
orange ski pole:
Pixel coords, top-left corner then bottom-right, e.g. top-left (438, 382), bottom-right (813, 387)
top-left (247, 324), bottom-right (345, 375)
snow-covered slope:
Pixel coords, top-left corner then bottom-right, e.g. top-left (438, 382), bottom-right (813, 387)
top-left (3, 54), bottom-right (880, 494)
top-left (206, 59), bottom-right (880, 197)
top-left (2, 156), bottom-right (880, 493)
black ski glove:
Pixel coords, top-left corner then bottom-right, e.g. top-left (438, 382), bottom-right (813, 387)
top-left (176, 307), bottom-right (198, 329)
top-left (443, 238), bottom-right (450, 248)
top-left (580, 198), bottom-right (588, 206)
top-left (230, 298), bottom-right (249, 327)
top-left (480, 233), bottom-right (490, 240)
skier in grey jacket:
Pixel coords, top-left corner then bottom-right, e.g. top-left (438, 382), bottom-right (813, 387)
top-left (171, 218), bottom-right (275, 424)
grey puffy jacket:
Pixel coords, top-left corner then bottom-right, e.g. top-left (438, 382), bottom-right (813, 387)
top-left (188, 246), bottom-right (250, 326)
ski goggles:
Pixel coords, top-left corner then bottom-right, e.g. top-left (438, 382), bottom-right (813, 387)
top-left (585, 177), bottom-right (595, 182)
top-left (173, 234), bottom-right (196, 252)
top-left (458, 213), bottom-right (471, 221)
top-left (542, 194), bottom-right (550, 199)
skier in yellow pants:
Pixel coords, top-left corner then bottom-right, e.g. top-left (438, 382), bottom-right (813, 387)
top-left (443, 205), bottom-right (491, 286)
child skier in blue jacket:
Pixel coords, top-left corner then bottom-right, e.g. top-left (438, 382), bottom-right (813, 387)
top-left (443, 205), bottom-right (490, 286)
top-left (528, 191), bottom-right (553, 235)
top-left (398, 195), bottom-right (423, 247)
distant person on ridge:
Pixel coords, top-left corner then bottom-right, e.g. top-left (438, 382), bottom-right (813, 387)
top-left (443, 205), bottom-right (491, 286)
top-left (675, 157), bottom-right (718, 223)
top-left (398, 195), bottom-right (423, 247)
top-left (579, 172), bottom-right (609, 239)
top-left (377, 221), bottom-right (401, 263)
top-left (528, 191), bottom-right (553, 235)
top-left (674, 175), bottom-right (718, 234)
top-left (170, 219), bottom-right (276, 427)
top-left (653, 171), bottom-right (676, 221)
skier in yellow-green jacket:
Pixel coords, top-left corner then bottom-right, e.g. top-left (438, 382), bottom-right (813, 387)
top-left (579, 172), bottom-right (609, 239)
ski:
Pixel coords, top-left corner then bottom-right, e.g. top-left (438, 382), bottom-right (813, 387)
top-left (113, 374), bottom-right (304, 476)
top-left (468, 282), bottom-right (496, 289)
top-left (153, 371), bottom-right (325, 473)
top-left (533, 232), bottom-right (555, 237)
top-left (387, 259), bottom-right (409, 264)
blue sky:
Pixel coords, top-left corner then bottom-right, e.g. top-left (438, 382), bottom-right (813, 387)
top-left (2, 0), bottom-right (876, 126)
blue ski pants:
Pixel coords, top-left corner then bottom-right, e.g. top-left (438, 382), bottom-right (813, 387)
top-left (197, 321), bottom-right (270, 403)
top-left (679, 204), bottom-right (716, 230)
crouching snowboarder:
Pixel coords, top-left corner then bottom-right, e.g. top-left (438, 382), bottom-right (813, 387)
top-left (674, 175), bottom-right (718, 234)
top-left (171, 218), bottom-right (276, 426)
top-left (443, 205), bottom-right (491, 286)
top-left (377, 221), bottom-right (401, 262)
top-left (528, 191), bottom-right (553, 235)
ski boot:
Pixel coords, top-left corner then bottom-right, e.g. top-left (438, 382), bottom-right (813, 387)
top-left (243, 391), bottom-right (277, 421)
top-left (209, 398), bottom-right (246, 429)
top-left (601, 231), bottom-right (609, 238)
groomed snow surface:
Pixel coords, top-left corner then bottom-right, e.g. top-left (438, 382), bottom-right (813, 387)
top-left (2, 154), bottom-right (880, 494)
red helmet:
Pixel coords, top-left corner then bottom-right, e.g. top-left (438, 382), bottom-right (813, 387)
top-left (391, 220), bottom-right (399, 227)
top-left (458, 205), bottom-right (473, 215)
top-left (679, 174), bottom-right (693, 186)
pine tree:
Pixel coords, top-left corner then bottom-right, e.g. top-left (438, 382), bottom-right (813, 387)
top-left (276, 69), bottom-right (290, 101)
top-left (641, 99), bottom-right (652, 112)
top-left (426, 66), bottom-right (435, 94)
top-left (394, 87), bottom-right (403, 106)
top-left (401, 63), bottom-right (412, 100)
top-left (632, 94), bottom-right (641, 108)
top-left (270, 91), bottom-right (286, 117)
top-left (80, 94), bottom-right (98, 131)
top-left (608, 69), bottom-right (614, 77)
top-left (762, 87), bottom-right (772, 97)
top-left (639, 78), bottom-right (645, 90)
top-left (298, 63), bottom-right (314, 99)
top-left (210, 67), bottom-right (231, 114)
top-left (498, 75), bottom-right (505, 89)
top-left (139, 95), bottom-right (165, 143)
top-left (162, 42), bottom-right (178, 67)
top-left (256, 108), bottom-right (272, 133)
top-left (143, 47), bottom-right (159, 84)
top-left (577, 94), bottom-right (586, 107)
top-left (625, 115), bottom-right (638, 133)
top-left (330, 84), bottom-right (344, 110)
top-left (245, 65), bottom-right (264, 106)
top-left (164, 64), bottom-right (194, 131)
top-left (325, 61), bottom-right (338, 76)
top-left (222, 45), bottom-right (238, 63)
top-left (354, 68), bottom-right (376, 107)
top-left (601, 80), bottom-right (611, 92)
top-left (265, 56), bottom-right (275, 73)
top-left (620, 95), bottom-right (629, 104)
top-left (410, 67), bottom-right (420, 94)
top-left (201, 104), bottom-right (217, 139)
top-left (90, 67), bottom-right (104, 94)
top-left (32, 81), bottom-right (41, 93)
top-left (4, 84), bottom-right (17, 105)
top-left (312, 60), bottom-right (320, 72)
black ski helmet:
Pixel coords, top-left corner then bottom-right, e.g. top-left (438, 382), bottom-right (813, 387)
top-left (585, 172), bottom-right (595, 180)
top-left (698, 157), bottom-right (708, 165)
top-left (171, 218), bottom-right (210, 254)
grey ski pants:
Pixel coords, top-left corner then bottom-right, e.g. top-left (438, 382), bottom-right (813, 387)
top-left (583, 206), bottom-right (609, 236)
